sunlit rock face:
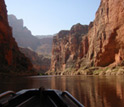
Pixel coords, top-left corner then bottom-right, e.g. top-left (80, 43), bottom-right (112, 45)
top-left (51, 24), bottom-right (88, 72)
top-left (88, 0), bottom-right (124, 67)
top-left (0, 0), bottom-right (33, 72)
top-left (51, 0), bottom-right (124, 73)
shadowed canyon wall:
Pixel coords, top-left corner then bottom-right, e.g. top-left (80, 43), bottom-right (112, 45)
top-left (0, 0), bottom-right (33, 73)
top-left (8, 14), bottom-right (53, 56)
top-left (8, 15), bottom-right (40, 51)
top-left (50, 0), bottom-right (124, 74)
top-left (20, 48), bottom-right (51, 74)
top-left (8, 14), bottom-right (52, 73)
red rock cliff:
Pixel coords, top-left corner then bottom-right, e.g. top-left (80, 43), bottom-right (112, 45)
top-left (88, 0), bottom-right (124, 67)
top-left (50, 24), bottom-right (88, 72)
top-left (0, 0), bottom-right (33, 73)
top-left (50, 0), bottom-right (124, 73)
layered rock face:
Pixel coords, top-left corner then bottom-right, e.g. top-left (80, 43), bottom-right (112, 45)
top-left (88, 0), bottom-right (124, 67)
top-left (0, 0), bottom-right (33, 73)
top-left (8, 14), bottom-right (52, 73)
top-left (20, 48), bottom-right (51, 74)
top-left (8, 15), bottom-right (40, 50)
top-left (8, 14), bottom-right (53, 56)
top-left (51, 24), bottom-right (88, 72)
top-left (35, 37), bottom-right (53, 56)
top-left (50, 0), bottom-right (124, 74)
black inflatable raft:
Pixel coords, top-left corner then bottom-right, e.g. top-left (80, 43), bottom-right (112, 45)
top-left (0, 88), bottom-right (84, 107)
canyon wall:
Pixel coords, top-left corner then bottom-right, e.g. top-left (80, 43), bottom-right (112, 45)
top-left (8, 14), bottom-right (53, 56)
top-left (8, 15), bottom-right (40, 51)
top-left (50, 0), bottom-right (124, 74)
top-left (20, 48), bottom-right (51, 74)
top-left (0, 0), bottom-right (33, 73)
top-left (87, 0), bottom-right (124, 67)
top-left (50, 23), bottom-right (89, 74)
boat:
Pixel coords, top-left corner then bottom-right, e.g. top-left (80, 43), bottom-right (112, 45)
top-left (0, 88), bottom-right (84, 107)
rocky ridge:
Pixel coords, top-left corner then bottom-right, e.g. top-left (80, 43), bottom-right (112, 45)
top-left (8, 14), bottom-right (53, 56)
top-left (49, 0), bottom-right (124, 75)
top-left (0, 0), bottom-right (33, 74)
top-left (8, 15), bottom-right (40, 50)
top-left (8, 14), bottom-right (52, 73)
top-left (49, 23), bottom-right (89, 74)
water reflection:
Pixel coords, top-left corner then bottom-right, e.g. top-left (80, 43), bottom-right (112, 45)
top-left (0, 75), bottom-right (124, 107)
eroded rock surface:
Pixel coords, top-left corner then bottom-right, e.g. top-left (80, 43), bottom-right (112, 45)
top-left (20, 48), bottom-right (51, 74)
top-left (0, 0), bottom-right (33, 73)
top-left (50, 0), bottom-right (124, 74)
top-left (8, 14), bottom-right (53, 56)
top-left (50, 24), bottom-right (88, 72)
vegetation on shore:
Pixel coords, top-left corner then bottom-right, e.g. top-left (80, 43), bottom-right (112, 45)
top-left (46, 66), bottom-right (124, 76)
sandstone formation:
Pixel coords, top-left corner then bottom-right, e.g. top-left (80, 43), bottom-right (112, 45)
top-left (91, 0), bottom-right (124, 67)
top-left (0, 0), bottom-right (33, 73)
top-left (35, 37), bottom-right (53, 56)
top-left (20, 48), bottom-right (51, 74)
top-left (50, 23), bottom-right (89, 73)
top-left (8, 14), bottom-right (53, 56)
top-left (50, 0), bottom-right (124, 75)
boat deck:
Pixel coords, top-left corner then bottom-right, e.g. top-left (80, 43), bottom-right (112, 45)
top-left (0, 88), bottom-right (84, 107)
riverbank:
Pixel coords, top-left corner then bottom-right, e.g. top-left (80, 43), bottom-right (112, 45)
top-left (0, 71), bottom-right (38, 77)
top-left (1, 66), bottom-right (124, 76)
top-left (46, 66), bottom-right (124, 76)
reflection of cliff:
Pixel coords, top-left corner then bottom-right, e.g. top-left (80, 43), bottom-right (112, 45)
top-left (50, 76), bottom-right (124, 107)
top-left (0, 76), bottom-right (32, 93)
top-left (80, 77), bottom-right (124, 107)
top-left (51, 76), bottom-right (67, 91)
top-left (97, 77), bottom-right (124, 107)
top-left (1, 75), bottom-right (124, 107)
top-left (116, 78), bottom-right (124, 100)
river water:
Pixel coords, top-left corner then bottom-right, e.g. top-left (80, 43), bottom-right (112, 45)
top-left (0, 75), bottom-right (124, 107)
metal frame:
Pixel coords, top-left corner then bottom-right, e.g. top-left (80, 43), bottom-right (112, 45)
top-left (0, 91), bottom-right (15, 99)
top-left (62, 91), bottom-right (84, 107)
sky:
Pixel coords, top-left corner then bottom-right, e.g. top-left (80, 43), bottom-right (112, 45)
top-left (5, 0), bottom-right (100, 35)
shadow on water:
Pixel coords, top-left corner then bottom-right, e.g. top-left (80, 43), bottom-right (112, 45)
top-left (0, 75), bottom-right (124, 107)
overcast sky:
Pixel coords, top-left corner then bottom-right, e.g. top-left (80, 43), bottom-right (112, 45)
top-left (5, 0), bottom-right (100, 35)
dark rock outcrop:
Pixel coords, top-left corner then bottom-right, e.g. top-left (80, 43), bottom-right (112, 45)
top-left (50, 0), bottom-right (124, 74)
top-left (20, 48), bottom-right (51, 74)
top-left (0, 0), bottom-right (33, 73)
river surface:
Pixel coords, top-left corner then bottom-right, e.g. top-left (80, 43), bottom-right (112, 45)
top-left (0, 75), bottom-right (124, 107)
